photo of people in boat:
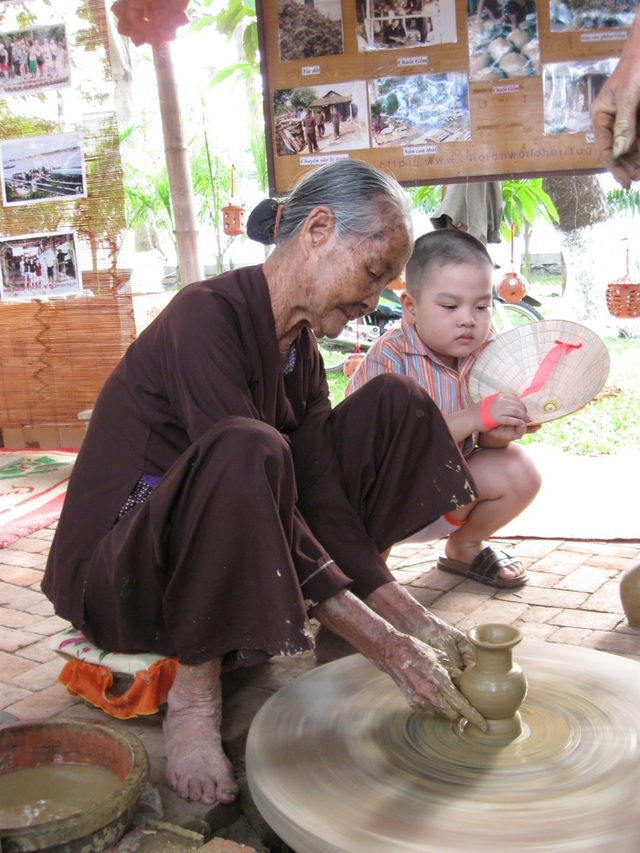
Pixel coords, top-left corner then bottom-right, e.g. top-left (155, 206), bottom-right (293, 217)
top-left (0, 232), bottom-right (81, 302)
top-left (1, 132), bottom-right (86, 206)
top-left (0, 22), bottom-right (70, 96)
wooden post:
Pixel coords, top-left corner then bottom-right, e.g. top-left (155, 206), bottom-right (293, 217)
top-left (152, 41), bottom-right (203, 287)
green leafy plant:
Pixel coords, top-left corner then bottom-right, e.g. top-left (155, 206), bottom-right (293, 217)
top-left (501, 178), bottom-right (559, 276)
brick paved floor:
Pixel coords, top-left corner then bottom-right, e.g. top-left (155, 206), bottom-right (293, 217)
top-left (2, 524), bottom-right (640, 848)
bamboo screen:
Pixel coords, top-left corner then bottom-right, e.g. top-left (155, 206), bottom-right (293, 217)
top-left (0, 0), bottom-right (130, 429)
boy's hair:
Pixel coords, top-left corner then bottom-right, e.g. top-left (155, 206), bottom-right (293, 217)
top-left (405, 229), bottom-right (494, 298)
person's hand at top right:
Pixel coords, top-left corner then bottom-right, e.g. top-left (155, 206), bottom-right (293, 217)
top-left (590, 13), bottom-right (640, 188)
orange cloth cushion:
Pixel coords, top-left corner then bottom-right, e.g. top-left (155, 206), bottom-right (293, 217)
top-left (58, 656), bottom-right (178, 720)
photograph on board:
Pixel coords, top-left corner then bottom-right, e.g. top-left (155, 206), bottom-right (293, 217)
top-left (272, 81), bottom-right (370, 156)
top-left (0, 23), bottom-right (70, 96)
top-left (1, 132), bottom-right (86, 206)
top-left (368, 72), bottom-right (470, 147)
top-left (550, 0), bottom-right (637, 32)
top-left (278, 0), bottom-right (344, 60)
top-left (0, 231), bottom-right (81, 302)
top-left (542, 57), bottom-right (618, 134)
top-left (355, 0), bottom-right (458, 51)
top-left (467, 0), bottom-right (539, 82)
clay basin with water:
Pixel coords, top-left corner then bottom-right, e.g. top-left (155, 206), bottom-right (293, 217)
top-left (0, 719), bottom-right (149, 853)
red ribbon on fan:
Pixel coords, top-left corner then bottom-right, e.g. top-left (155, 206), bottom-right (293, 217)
top-left (481, 340), bottom-right (582, 430)
top-left (111, 0), bottom-right (190, 49)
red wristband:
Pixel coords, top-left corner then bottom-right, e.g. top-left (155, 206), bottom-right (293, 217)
top-left (480, 393), bottom-right (500, 430)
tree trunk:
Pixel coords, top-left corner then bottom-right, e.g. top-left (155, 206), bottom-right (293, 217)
top-left (542, 176), bottom-right (618, 327)
top-left (152, 42), bottom-right (203, 288)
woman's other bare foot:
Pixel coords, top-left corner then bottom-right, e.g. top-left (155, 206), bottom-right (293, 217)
top-left (163, 659), bottom-right (239, 805)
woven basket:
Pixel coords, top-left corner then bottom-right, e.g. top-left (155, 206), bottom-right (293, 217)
top-left (469, 319), bottom-right (610, 424)
top-left (606, 277), bottom-right (640, 319)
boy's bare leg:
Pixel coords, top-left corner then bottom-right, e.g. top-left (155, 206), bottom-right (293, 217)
top-left (163, 658), bottom-right (239, 805)
top-left (445, 445), bottom-right (541, 579)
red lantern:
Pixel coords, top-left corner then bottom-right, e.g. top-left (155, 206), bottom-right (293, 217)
top-left (222, 203), bottom-right (246, 237)
top-left (111, 0), bottom-right (190, 50)
top-left (221, 165), bottom-right (246, 238)
top-left (496, 222), bottom-right (528, 303)
top-left (496, 270), bottom-right (529, 303)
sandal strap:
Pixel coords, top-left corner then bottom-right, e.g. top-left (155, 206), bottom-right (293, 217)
top-left (467, 546), bottom-right (521, 583)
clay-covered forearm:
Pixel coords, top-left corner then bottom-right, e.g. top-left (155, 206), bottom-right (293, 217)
top-left (311, 586), bottom-right (486, 729)
top-left (310, 587), bottom-right (403, 670)
top-left (364, 581), bottom-right (475, 674)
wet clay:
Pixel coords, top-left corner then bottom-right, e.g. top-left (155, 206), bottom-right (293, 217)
top-left (0, 765), bottom-right (122, 828)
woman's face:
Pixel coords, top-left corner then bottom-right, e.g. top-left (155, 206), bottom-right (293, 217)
top-left (306, 216), bottom-right (412, 339)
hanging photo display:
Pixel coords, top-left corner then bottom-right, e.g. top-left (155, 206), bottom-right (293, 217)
top-left (549, 0), bottom-right (636, 32)
top-left (356, 0), bottom-right (458, 50)
top-left (467, 0), bottom-right (539, 82)
top-left (278, 0), bottom-right (345, 59)
top-left (542, 57), bottom-right (618, 134)
top-left (0, 231), bottom-right (81, 302)
top-left (0, 23), bottom-right (70, 96)
top-left (273, 80), bottom-right (370, 156)
top-left (1, 132), bottom-right (86, 206)
top-left (369, 71), bottom-right (470, 146)
top-left (257, 0), bottom-right (636, 193)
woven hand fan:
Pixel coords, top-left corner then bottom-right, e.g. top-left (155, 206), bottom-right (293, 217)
top-left (468, 319), bottom-right (610, 424)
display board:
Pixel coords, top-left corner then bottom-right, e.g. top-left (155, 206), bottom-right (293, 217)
top-left (257, 0), bottom-right (636, 195)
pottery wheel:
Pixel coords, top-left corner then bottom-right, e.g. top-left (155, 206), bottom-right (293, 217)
top-left (246, 640), bottom-right (640, 853)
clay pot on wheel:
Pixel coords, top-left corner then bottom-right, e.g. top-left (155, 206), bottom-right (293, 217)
top-left (459, 623), bottom-right (528, 742)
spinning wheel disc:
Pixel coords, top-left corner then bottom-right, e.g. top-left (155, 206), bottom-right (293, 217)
top-left (246, 641), bottom-right (640, 853)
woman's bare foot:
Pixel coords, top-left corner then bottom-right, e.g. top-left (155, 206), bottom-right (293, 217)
top-left (163, 659), bottom-right (239, 805)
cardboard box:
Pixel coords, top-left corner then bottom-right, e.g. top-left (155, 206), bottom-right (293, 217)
top-left (1, 423), bottom-right (86, 450)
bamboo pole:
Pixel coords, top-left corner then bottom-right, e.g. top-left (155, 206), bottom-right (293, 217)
top-left (152, 41), bottom-right (203, 287)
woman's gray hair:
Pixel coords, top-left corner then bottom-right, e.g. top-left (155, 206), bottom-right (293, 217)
top-left (247, 160), bottom-right (412, 246)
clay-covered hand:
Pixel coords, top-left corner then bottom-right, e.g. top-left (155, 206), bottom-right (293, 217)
top-left (364, 582), bottom-right (474, 678)
top-left (382, 631), bottom-right (487, 731)
top-left (410, 611), bottom-right (476, 678)
top-left (589, 12), bottom-right (640, 189)
top-left (590, 69), bottom-right (640, 189)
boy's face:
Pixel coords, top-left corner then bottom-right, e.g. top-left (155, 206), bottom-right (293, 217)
top-left (401, 260), bottom-right (493, 366)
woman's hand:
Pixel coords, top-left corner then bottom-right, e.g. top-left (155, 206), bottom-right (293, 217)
top-left (380, 630), bottom-right (487, 729)
top-left (312, 586), bottom-right (486, 730)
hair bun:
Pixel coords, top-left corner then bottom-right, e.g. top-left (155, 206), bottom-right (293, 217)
top-left (246, 198), bottom-right (280, 245)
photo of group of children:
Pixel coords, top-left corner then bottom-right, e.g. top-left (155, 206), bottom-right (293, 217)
top-left (0, 232), bottom-right (81, 303)
top-left (0, 22), bottom-right (70, 96)
top-left (0, 17), bottom-right (82, 302)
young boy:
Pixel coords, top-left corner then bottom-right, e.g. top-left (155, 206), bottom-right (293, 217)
top-left (346, 229), bottom-right (541, 588)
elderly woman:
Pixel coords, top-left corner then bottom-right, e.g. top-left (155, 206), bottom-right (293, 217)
top-left (42, 160), bottom-right (484, 807)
